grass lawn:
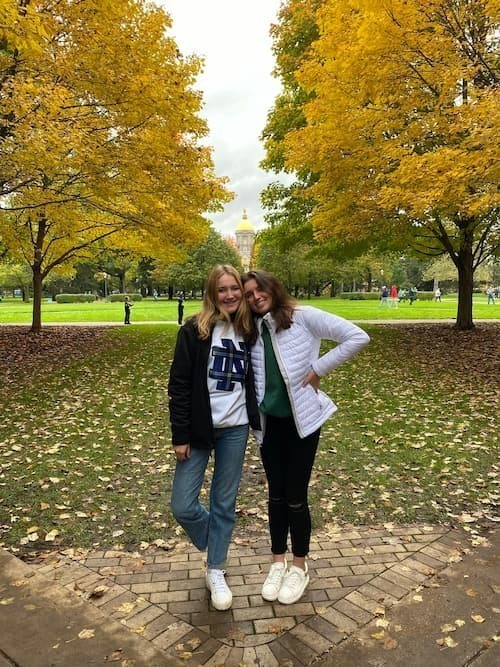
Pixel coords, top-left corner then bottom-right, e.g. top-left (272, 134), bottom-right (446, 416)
top-left (0, 293), bottom-right (498, 324)
top-left (0, 322), bottom-right (497, 555)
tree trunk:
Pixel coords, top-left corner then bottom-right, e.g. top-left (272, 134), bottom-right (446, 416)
top-left (455, 233), bottom-right (475, 330)
top-left (31, 215), bottom-right (46, 333)
top-left (31, 266), bottom-right (43, 333)
top-left (366, 269), bottom-right (372, 292)
top-left (118, 271), bottom-right (126, 293)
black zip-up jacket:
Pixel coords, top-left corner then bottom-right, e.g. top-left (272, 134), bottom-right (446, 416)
top-left (168, 318), bottom-right (261, 449)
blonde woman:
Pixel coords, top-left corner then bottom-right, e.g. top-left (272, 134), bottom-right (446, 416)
top-left (168, 265), bottom-right (260, 610)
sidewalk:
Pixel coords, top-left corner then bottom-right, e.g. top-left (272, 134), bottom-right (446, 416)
top-left (1, 524), bottom-right (497, 666)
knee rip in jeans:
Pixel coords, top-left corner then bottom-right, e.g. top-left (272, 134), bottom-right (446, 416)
top-left (269, 496), bottom-right (286, 507)
top-left (288, 502), bottom-right (305, 512)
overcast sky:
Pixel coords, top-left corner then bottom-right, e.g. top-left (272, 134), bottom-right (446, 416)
top-left (159, 0), bottom-right (285, 236)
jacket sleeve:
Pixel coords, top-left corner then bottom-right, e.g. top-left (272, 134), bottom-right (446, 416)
top-left (300, 307), bottom-right (370, 377)
top-left (168, 324), bottom-right (195, 446)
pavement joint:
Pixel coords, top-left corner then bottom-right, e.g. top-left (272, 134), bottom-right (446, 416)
top-left (23, 523), bottom-right (474, 665)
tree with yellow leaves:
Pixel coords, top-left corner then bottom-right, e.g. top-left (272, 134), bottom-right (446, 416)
top-left (260, 0), bottom-right (325, 249)
top-left (0, 0), bottom-right (232, 331)
top-left (269, 0), bottom-right (499, 329)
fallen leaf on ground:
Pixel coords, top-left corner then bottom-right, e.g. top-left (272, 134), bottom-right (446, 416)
top-left (436, 636), bottom-right (459, 648)
top-left (383, 635), bottom-right (398, 649)
top-left (78, 628), bottom-right (95, 639)
top-left (440, 623), bottom-right (457, 633)
top-left (466, 588), bottom-right (479, 597)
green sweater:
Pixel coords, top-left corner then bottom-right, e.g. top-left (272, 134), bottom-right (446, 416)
top-left (259, 323), bottom-right (292, 417)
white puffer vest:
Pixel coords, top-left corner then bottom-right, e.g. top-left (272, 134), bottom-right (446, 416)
top-left (251, 306), bottom-right (370, 442)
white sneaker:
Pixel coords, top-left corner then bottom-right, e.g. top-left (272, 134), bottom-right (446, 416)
top-left (262, 560), bottom-right (287, 601)
top-left (278, 563), bottom-right (309, 604)
top-left (205, 569), bottom-right (232, 610)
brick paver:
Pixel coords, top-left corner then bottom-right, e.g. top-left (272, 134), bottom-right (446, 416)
top-left (30, 523), bottom-right (468, 666)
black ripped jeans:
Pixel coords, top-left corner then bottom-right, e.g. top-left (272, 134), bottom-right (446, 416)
top-left (260, 415), bottom-right (320, 558)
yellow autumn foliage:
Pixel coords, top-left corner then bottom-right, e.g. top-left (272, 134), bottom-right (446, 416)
top-left (0, 0), bottom-right (232, 328)
top-left (284, 0), bottom-right (499, 241)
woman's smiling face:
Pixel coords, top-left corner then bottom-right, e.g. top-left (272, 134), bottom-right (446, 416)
top-left (243, 278), bottom-right (272, 315)
top-left (216, 273), bottom-right (243, 314)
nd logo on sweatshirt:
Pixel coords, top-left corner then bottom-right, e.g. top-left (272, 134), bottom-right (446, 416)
top-left (210, 339), bottom-right (248, 391)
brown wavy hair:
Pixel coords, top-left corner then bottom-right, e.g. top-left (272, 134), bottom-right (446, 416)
top-left (195, 264), bottom-right (255, 341)
top-left (241, 269), bottom-right (297, 332)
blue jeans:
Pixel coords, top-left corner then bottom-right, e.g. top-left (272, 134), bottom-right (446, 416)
top-left (170, 424), bottom-right (248, 569)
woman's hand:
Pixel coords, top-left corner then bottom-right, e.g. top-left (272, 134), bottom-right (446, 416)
top-left (173, 444), bottom-right (191, 462)
top-left (302, 369), bottom-right (320, 392)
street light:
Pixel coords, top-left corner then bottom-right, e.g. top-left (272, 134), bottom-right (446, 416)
top-left (103, 272), bottom-right (108, 299)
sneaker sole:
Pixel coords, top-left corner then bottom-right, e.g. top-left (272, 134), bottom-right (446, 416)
top-left (205, 577), bottom-right (232, 610)
top-left (211, 598), bottom-right (232, 611)
top-left (262, 590), bottom-right (279, 602)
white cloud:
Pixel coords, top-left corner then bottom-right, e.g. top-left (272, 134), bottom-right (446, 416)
top-left (158, 0), bottom-right (288, 235)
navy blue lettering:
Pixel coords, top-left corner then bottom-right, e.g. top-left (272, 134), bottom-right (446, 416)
top-left (210, 339), bottom-right (247, 391)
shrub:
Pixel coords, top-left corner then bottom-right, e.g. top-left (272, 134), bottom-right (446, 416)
top-left (55, 293), bottom-right (96, 303)
top-left (415, 291), bottom-right (434, 301)
top-left (338, 292), bottom-right (380, 300)
top-left (108, 293), bottom-right (143, 302)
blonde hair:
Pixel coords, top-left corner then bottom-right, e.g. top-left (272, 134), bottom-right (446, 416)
top-left (196, 264), bottom-right (254, 341)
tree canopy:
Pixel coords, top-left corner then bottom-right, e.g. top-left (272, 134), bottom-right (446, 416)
top-left (0, 0), bottom-right (232, 329)
top-left (263, 0), bottom-right (499, 328)
top-left (150, 228), bottom-right (242, 295)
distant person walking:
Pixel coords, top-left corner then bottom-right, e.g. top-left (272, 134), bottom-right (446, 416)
top-left (408, 287), bottom-right (417, 305)
top-left (390, 284), bottom-right (398, 308)
top-left (434, 287), bottom-right (442, 302)
top-left (486, 286), bottom-right (495, 304)
top-left (124, 296), bottom-right (132, 324)
top-left (177, 296), bottom-right (184, 324)
top-left (379, 285), bottom-right (390, 307)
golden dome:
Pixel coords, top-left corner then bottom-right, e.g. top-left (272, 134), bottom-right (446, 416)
top-left (236, 209), bottom-right (255, 232)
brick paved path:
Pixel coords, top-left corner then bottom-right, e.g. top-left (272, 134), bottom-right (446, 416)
top-left (32, 524), bottom-right (467, 666)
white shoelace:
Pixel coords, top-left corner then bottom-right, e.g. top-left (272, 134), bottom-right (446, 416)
top-left (266, 564), bottom-right (285, 585)
top-left (284, 566), bottom-right (306, 591)
top-left (208, 570), bottom-right (228, 593)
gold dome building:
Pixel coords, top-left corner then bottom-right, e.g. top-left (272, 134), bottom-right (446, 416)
top-left (235, 209), bottom-right (255, 271)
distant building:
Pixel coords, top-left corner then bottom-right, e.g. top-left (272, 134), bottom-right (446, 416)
top-left (235, 209), bottom-right (255, 271)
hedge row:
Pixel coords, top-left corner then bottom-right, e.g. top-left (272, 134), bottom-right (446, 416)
top-left (108, 293), bottom-right (143, 302)
top-left (55, 293), bottom-right (144, 303)
top-left (55, 294), bottom-right (96, 303)
top-left (338, 291), bottom-right (435, 301)
top-left (338, 292), bottom-right (379, 300)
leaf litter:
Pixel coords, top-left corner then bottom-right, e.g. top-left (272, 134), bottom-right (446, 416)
top-left (0, 323), bottom-right (498, 559)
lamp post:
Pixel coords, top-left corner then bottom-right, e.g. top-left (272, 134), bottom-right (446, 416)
top-left (103, 272), bottom-right (108, 299)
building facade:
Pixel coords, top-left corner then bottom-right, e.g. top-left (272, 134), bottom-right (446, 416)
top-left (235, 209), bottom-right (255, 272)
